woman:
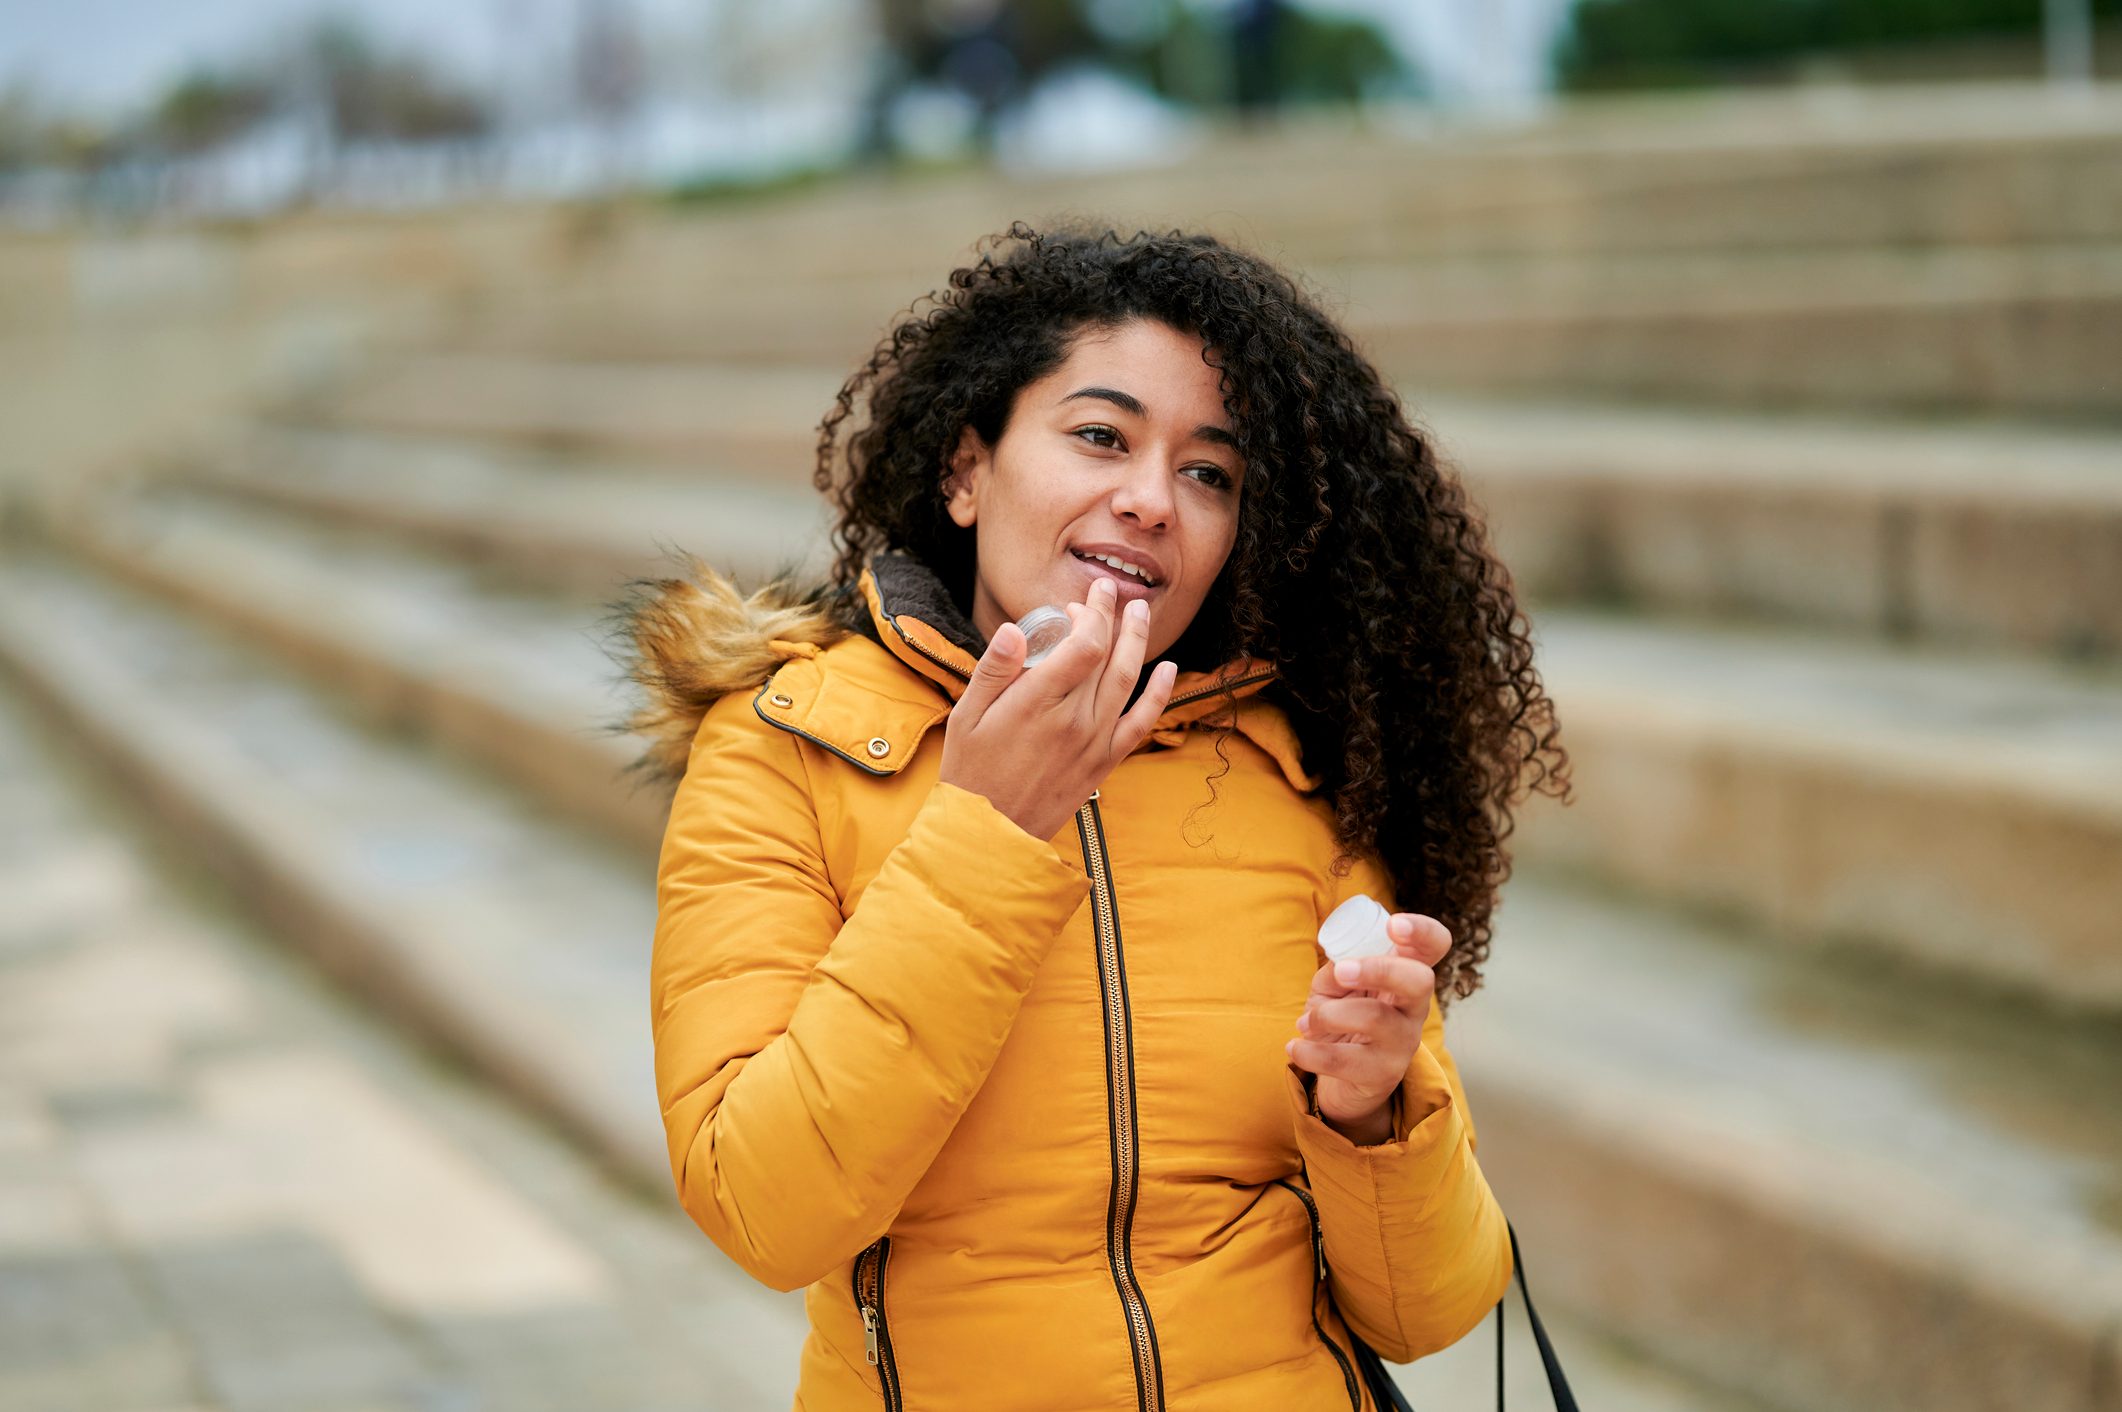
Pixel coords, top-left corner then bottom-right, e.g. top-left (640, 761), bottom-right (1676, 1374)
top-left (618, 221), bottom-right (1572, 1410)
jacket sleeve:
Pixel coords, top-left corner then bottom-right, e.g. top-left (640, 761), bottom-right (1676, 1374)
top-left (1282, 848), bottom-right (1514, 1361)
top-left (651, 687), bottom-right (1091, 1292)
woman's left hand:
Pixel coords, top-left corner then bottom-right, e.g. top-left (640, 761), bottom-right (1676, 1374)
top-left (1286, 913), bottom-right (1454, 1145)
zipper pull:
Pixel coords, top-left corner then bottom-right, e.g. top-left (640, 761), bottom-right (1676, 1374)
top-left (1315, 1239), bottom-right (1327, 1283)
top-left (862, 1304), bottom-right (880, 1364)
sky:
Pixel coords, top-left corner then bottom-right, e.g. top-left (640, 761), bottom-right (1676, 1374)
top-left (0, 0), bottom-right (1575, 120)
top-left (0, 0), bottom-right (699, 117)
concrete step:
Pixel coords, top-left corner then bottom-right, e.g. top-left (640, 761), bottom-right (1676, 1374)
top-left (0, 553), bottom-right (1770, 1412)
top-left (1338, 243), bottom-right (2122, 323)
top-left (1523, 607), bottom-right (2122, 1017)
top-left (35, 484), bottom-right (2122, 1021)
top-left (1244, 131), bottom-right (2122, 261)
top-left (1358, 249), bottom-right (2122, 420)
top-left (276, 352), bottom-right (841, 471)
top-left (1456, 866), bottom-right (2122, 1412)
top-left (167, 422), bottom-right (832, 595)
top-left (425, 246), bottom-right (2122, 419)
top-left (0, 682), bottom-right (810, 1411)
top-left (1427, 392), bottom-right (2122, 661)
top-left (31, 489), bottom-right (672, 850)
top-left (242, 356), bottom-right (2122, 660)
top-left (572, 96), bottom-right (2122, 286)
top-left (0, 553), bottom-right (662, 1187)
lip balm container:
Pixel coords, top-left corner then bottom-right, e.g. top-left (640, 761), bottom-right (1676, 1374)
top-left (1014, 604), bottom-right (1072, 667)
top-left (1317, 894), bottom-right (1395, 963)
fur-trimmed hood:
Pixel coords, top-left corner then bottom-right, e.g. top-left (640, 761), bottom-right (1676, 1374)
top-left (609, 547), bottom-right (1321, 794)
top-left (610, 551), bottom-right (858, 787)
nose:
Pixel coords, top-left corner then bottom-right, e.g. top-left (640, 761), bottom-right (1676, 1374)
top-left (1110, 453), bottom-right (1177, 529)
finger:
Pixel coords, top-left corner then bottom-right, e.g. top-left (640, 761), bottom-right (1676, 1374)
top-left (1325, 955), bottom-right (1436, 1005)
top-left (1089, 577), bottom-right (1119, 653)
top-left (1089, 572), bottom-right (1119, 633)
top-left (1387, 913), bottom-right (1453, 968)
top-left (1048, 579), bottom-right (1118, 682)
top-left (1299, 996), bottom-right (1404, 1045)
top-left (1094, 594), bottom-right (1152, 728)
top-left (952, 620), bottom-right (1026, 726)
top-left (1110, 658), bottom-right (1179, 757)
top-left (1285, 1037), bottom-right (1398, 1090)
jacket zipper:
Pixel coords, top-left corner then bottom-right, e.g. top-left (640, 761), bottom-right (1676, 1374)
top-left (873, 602), bottom-right (1274, 1406)
top-left (1167, 669), bottom-right (1275, 708)
top-left (1273, 1178), bottom-right (1363, 1411)
top-left (1079, 788), bottom-right (1166, 1412)
top-left (854, 1236), bottom-right (901, 1410)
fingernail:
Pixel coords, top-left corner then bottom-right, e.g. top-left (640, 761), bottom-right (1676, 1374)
top-left (1333, 960), bottom-right (1361, 985)
top-left (1127, 599), bottom-right (1146, 621)
top-left (1285, 1039), bottom-right (1297, 1057)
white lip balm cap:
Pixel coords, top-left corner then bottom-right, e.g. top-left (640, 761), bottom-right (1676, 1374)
top-left (1317, 893), bottom-right (1394, 963)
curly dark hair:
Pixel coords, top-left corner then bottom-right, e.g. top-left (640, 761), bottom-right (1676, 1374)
top-left (811, 220), bottom-right (1571, 1007)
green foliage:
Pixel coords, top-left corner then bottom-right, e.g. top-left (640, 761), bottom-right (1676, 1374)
top-left (290, 17), bottom-right (491, 142)
top-left (154, 71), bottom-right (273, 154)
top-left (1557, 0), bottom-right (2122, 88)
top-left (1273, 10), bottom-right (1406, 103)
top-left (1129, 4), bottom-right (1407, 107)
top-left (659, 162), bottom-right (847, 208)
top-left (0, 84), bottom-right (38, 171)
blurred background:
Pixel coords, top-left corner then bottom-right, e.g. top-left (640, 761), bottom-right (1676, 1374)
top-left (3, 2), bottom-right (2120, 1410)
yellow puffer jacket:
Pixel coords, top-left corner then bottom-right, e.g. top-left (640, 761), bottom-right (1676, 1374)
top-left (637, 547), bottom-right (1513, 1411)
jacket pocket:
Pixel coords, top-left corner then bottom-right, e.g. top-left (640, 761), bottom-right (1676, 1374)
top-left (1273, 1178), bottom-right (1363, 1411)
top-left (853, 1236), bottom-right (902, 1409)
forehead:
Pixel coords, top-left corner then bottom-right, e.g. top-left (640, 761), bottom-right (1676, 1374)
top-left (1044, 320), bottom-right (1222, 402)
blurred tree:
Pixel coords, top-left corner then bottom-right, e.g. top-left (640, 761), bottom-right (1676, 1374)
top-left (152, 70), bottom-right (275, 155)
top-left (859, 0), bottom-right (1096, 161)
top-left (1123, 2), bottom-right (1403, 109)
top-left (0, 82), bottom-right (41, 174)
top-left (1559, 0), bottom-right (2122, 88)
top-left (857, 0), bottom-right (1408, 162)
top-left (297, 18), bottom-right (491, 143)
top-left (44, 118), bottom-right (123, 174)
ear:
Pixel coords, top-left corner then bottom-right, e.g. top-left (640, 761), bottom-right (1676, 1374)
top-left (943, 425), bottom-right (988, 530)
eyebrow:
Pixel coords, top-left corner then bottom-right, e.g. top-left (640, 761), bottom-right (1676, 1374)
top-left (1059, 386), bottom-right (1241, 453)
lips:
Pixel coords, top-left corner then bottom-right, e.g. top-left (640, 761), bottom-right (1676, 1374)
top-left (1069, 545), bottom-right (1164, 587)
top-left (1069, 550), bottom-right (1160, 600)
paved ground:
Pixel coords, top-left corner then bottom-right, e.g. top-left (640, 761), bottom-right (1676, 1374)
top-left (0, 684), bottom-right (805, 1412)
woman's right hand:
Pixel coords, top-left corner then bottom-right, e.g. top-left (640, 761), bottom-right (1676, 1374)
top-left (938, 575), bottom-right (1179, 841)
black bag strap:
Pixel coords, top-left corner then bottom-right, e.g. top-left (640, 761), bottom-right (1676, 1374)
top-left (1502, 1220), bottom-right (1579, 1411)
top-left (1347, 1220), bottom-right (1579, 1411)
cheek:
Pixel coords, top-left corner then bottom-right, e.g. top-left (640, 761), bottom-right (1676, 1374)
top-left (1187, 521), bottom-right (1239, 599)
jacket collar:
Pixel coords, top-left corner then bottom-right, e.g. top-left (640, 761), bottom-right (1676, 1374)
top-left (825, 549), bottom-right (1319, 791)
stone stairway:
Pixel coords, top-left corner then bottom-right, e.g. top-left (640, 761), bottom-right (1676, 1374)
top-left (0, 686), bottom-right (813, 1412)
top-left (6, 83), bottom-right (2120, 1412)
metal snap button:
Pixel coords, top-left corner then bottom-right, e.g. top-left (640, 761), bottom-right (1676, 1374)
top-left (770, 693), bottom-right (793, 707)
top-left (866, 737), bottom-right (891, 758)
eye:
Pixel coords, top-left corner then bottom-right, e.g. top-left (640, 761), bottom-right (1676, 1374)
top-left (1074, 425), bottom-right (1236, 491)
